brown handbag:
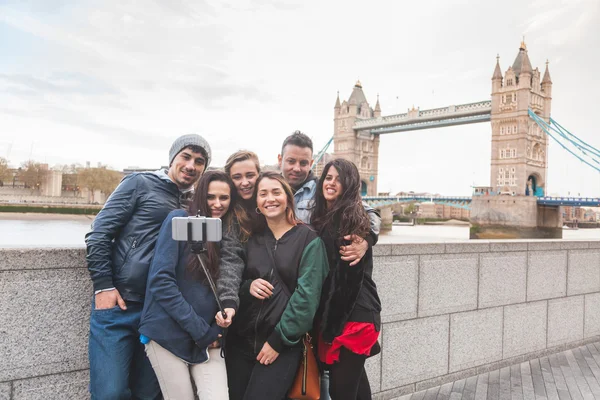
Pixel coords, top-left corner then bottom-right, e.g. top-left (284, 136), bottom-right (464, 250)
top-left (288, 334), bottom-right (320, 400)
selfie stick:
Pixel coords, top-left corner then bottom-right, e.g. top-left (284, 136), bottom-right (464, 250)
top-left (187, 220), bottom-right (228, 320)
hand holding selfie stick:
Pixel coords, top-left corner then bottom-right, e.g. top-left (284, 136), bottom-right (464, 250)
top-left (187, 220), bottom-right (228, 320)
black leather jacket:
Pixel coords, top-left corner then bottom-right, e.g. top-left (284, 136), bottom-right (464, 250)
top-left (85, 170), bottom-right (182, 303)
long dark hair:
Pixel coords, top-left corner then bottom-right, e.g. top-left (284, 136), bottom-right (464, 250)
top-left (311, 159), bottom-right (369, 239)
top-left (252, 171), bottom-right (300, 233)
top-left (224, 150), bottom-right (261, 241)
top-left (187, 170), bottom-right (237, 282)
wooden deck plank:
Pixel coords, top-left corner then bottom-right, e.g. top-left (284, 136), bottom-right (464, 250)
top-left (463, 376), bottom-right (478, 400)
top-left (539, 357), bottom-right (560, 400)
top-left (521, 361), bottom-right (536, 400)
top-left (530, 358), bottom-right (548, 400)
top-left (578, 346), bottom-right (600, 384)
top-left (450, 379), bottom-right (466, 400)
top-left (556, 352), bottom-right (584, 400)
top-left (549, 354), bottom-right (572, 400)
top-left (475, 372), bottom-right (489, 400)
top-left (500, 367), bottom-right (512, 400)
top-left (511, 363), bottom-right (524, 400)
top-left (424, 385), bottom-right (441, 400)
top-left (563, 350), bottom-right (594, 400)
top-left (437, 382), bottom-right (454, 400)
top-left (412, 389), bottom-right (428, 400)
top-left (488, 369), bottom-right (501, 400)
top-left (571, 347), bottom-right (600, 398)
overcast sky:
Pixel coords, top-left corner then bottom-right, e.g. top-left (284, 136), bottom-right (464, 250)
top-left (1, 0), bottom-right (599, 196)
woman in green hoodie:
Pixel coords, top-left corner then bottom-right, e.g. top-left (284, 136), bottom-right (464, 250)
top-left (225, 171), bottom-right (329, 400)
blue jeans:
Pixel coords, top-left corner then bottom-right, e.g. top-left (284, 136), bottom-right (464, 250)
top-left (89, 299), bottom-right (161, 400)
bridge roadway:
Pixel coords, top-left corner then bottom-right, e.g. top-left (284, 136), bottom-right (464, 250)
top-left (392, 342), bottom-right (600, 400)
top-left (363, 196), bottom-right (600, 209)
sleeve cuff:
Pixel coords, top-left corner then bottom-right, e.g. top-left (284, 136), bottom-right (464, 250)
top-left (195, 324), bottom-right (222, 349)
top-left (92, 275), bottom-right (115, 292)
top-left (221, 299), bottom-right (238, 311)
top-left (267, 329), bottom-right (285, 353)
top-left (367, 230), bottom-right (378, 247)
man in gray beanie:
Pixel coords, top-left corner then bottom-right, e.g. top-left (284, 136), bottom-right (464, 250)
top-left (85, 133), bottom-right (211, 399)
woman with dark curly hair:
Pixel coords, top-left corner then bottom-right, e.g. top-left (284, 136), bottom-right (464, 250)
top-left (311, 159), bottom-right (382, 400)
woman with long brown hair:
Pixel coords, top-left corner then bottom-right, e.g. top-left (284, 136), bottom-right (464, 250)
top-left (224, 150), bottom-right (261, 241)
top-left (226, 171), bottom-right (329, 400)
top-left (138, 170), bottom-right (239, 399)
top-left (311, 159), bottom-right (381, 400)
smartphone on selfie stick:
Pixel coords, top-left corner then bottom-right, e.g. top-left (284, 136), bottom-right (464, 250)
top-left (172, 216), bottom-right (227, 320)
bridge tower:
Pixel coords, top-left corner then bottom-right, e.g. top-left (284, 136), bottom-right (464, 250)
top-left (490, 40), bottom-right (553, 196)
top-left (333, 81), bottom-right (381, 196)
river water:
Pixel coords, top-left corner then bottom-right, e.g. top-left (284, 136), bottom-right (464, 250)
top-left (0, 217), bottom-right (598, 248)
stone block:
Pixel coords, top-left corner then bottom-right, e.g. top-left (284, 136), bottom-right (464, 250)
top-left (479, 252), bottom-right (527, 308)
top-left (0, 383), bottom-right (10, 400)
top-left (449, 307), bottom-right (503, 372)
top-left (12, 370), bottom-right (89, 400)
top-left (0, 269), bottom-right (91, 381)
top-left (444, 242), bottom-right (490, 254)
top-left (561, 241), bottom-right (590, 250)
top-left (381, 315), bottom-right (449, 390)
top-left (585, 293), bottom-right (600, 338)
top-left (391, 243), bottom-right (445, 256)
top-left (365, 351), bottom-right (381, 394)
top-left (527, 251), bottom-right (567, 301)
top-left (527, 241), bottom-right (562, 251)
top-left (588, 242), bottom-right (600, 249)
top-left (374, 256), bottom-right (418, 322)
top-left (373, 244), bottom-right (393, 256)
top-left (0, 248), bottom-right (86, 271)
top-left (547, 296), bottom-right (584, 347)
top-left (503, 301), bottom-right (547, 359)
top-left (567, 250), bottom-right (600, 295)
top-left (489, 242), bottom-right (528, 252)
top-left (418, 254), bottom-right (478, 317)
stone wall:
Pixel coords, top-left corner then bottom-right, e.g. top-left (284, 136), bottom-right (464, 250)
top-left (2, 242), bottom-right (600, 399)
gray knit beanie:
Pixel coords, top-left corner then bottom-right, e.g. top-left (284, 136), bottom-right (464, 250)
top-left (169, 134), bottom-right (212, 167)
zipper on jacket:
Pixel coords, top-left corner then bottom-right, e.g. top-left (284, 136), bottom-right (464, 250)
top-left (253, 239), bottom-right (278, 353)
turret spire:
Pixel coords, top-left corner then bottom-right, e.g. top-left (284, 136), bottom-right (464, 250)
top-left (493, 54), bottom-right (503, 79)
top-left (375, 94), bottom-right (381, 112)
top-left (335, 91), bottom-right (341, 108)
top-left (542, 60), bottom-right (552, 84)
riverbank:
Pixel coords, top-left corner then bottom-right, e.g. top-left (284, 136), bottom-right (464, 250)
top-left (0, 212), bottom-right (95, 221)
top-left (0, 203), bottom-right (101, 215)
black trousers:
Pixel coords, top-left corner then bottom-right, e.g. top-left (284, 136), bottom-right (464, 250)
top-left (328, 347), bottom-right (372, 400)
top-left (226, 342), bottom-right (302, 400)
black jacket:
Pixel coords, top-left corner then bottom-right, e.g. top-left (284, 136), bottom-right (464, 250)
top-left (317, 222), bottom-right (382, 344)
top-left (85, 171), bottom-right (183, 302)
top-left (229, 224), bottom-right (329, 354)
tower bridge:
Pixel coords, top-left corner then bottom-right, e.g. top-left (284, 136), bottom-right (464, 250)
top-left (332, 40), bottom-right (552, 200)
top-left (329, 40), bottom-right (600, 238)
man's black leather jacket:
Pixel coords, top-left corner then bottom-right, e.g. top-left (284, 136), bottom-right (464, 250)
top-left (85, 170), bottom-right (182, 303)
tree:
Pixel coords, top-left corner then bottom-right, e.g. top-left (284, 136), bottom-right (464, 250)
top-left (78, 167), bottom-right (123, 203)
top-left (20, 160), bottom-right (49, 190)
top-left (403, 203), bottom-right (416, 215)
top-left (0, 158), bottom-right (10, 186)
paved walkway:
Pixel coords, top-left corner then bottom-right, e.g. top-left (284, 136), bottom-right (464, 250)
top-left (395, 342), bottom-right (600, 400)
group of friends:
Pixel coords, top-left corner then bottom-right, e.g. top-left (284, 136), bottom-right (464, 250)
top-left (85, 131), bottom-right (382, 400)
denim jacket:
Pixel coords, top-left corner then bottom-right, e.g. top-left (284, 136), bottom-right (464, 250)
top-left (294, 178), bottom-right (317, 224)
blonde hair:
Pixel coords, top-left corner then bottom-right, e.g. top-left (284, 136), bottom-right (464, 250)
top-left (224, 150), bottom-right (261, 177)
